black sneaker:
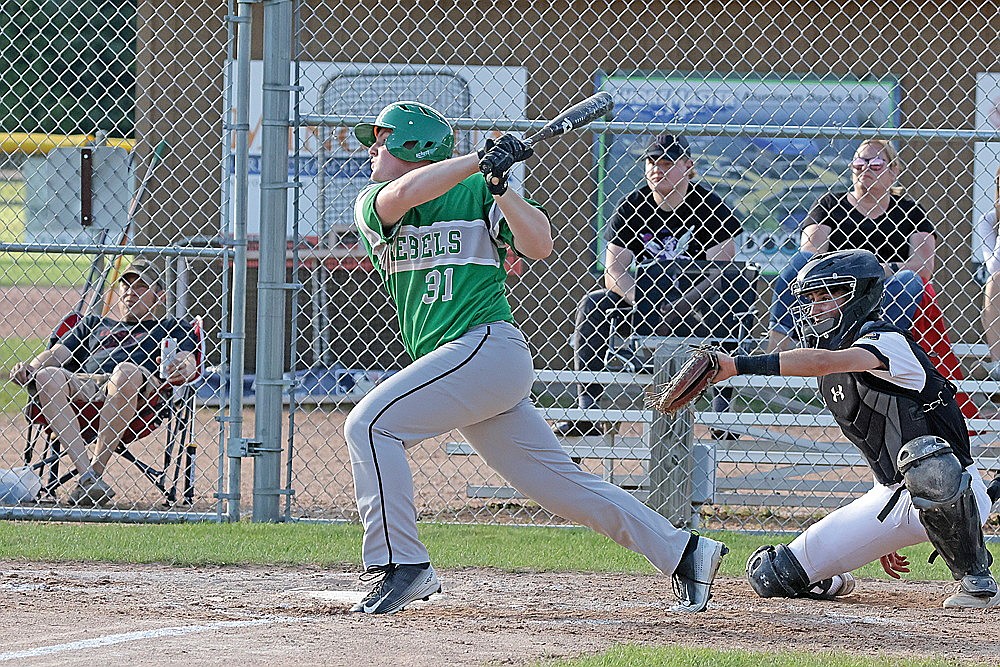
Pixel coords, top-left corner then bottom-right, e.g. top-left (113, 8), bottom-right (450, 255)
top-left (551, 420), bottom-right (605, 437)
top-left (350, 563), bottom-right (441, 615)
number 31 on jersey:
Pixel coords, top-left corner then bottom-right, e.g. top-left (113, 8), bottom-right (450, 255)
top-left (422, 268), bottom-right (454, 304)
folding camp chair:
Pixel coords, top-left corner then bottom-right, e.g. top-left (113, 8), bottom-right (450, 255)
top-left (21, 315), bottom-right (206, 506)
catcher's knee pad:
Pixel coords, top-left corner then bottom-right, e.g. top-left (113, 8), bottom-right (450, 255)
top-left (898, 436), bottom-right (964, 502)
top-left (746, 544), bottom-right (810, 598)
top-left (898, 436), bottom-right (992, 580)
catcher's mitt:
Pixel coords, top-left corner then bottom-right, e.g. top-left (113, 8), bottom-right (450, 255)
top-left (647, 348), bottom-right (721, 415)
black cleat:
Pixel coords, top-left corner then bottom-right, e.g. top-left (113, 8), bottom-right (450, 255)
top-left (350, 563), bottom-right (441, 615)
top-left (670, 536), bottom-right (728, 613)
top-left (807, 573), bottom-right (856, 600)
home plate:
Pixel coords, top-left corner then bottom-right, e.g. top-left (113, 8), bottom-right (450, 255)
top-left (298, 590), bottom-right (365, 604)
top-left (294, 589), bottom-right (446, 606)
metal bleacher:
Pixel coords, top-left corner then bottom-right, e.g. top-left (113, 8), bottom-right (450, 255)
top-left (445, 346), bottom-right (1000, 521)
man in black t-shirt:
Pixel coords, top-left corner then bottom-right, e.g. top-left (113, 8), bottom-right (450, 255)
top-left (9, 259), bottom-right (199, 506)
top-left (554, 135), bottom-right (744, 437)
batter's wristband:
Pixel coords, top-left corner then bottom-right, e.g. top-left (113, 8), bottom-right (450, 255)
top-left (734, 353), bottom-right (781, 376)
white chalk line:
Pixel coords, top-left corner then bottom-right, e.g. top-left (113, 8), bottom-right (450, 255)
top-left (0, 616), bottom-right (308, 662)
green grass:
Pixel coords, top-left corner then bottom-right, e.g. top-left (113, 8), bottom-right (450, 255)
top-left (0, 180), bottom-right (25, 243)
top-left (0, 336), bottom-right (46, 412)
top-left (0, 382), bottom-right (32, 413)
top-left (0, 522), bottom-right (980, 583)
top-left (0, 522), bottom-right (364, 565)
top-left (0, 254), bottom-right (93, 287)
top-left (0, 335), bottom-right (46, 368)
top-left (543, 645), bottom-right (963, 667)
top-left (0, 178), bottom-right (96, 286)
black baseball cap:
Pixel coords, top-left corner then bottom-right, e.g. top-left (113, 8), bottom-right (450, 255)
top-left (119, 259), bottom-right (165, 290)
top-left (642, 134), bottom-right (690, 161)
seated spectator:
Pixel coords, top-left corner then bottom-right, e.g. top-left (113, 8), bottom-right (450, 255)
top-left (766, 139), bottom-right (935, 352)
top-left (976, 163), bottom-right (1000, 380)
top-left (8, 259), bottom-right (199, 506)
top-left (553, 134), bottom-right (743, 437)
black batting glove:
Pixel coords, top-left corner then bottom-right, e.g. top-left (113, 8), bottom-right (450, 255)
top-left (493, 134), bottom-right (533, 162)
top-left (476, 135), bottom-right (534, 162)
top-left (478, 134), bottom-right (533, 196)
top-left (477, 138), bottom-right (508, 194)
top-left (480, 150), bottom-right (515, 195)
top-left (476, 137), bottom-right (496, 161)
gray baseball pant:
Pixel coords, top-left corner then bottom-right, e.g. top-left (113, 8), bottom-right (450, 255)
top-left (345, 321), bottom-right (691, 573)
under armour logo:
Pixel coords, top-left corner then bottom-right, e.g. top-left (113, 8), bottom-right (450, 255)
top-left (830, 385), bottom-right (845, 402)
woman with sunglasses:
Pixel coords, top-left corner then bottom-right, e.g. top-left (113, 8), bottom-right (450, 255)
top-left (766, 139), bottom-right (936, 352)
top-left (977, 163), bottom-right (1000, 380)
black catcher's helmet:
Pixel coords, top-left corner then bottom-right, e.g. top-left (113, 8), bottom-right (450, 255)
top-left (790, 249), bottom-right (885, 350)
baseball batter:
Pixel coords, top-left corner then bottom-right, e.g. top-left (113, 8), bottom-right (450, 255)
top-left (345, 100), bottom-right (728, 615)
top-left (714, 249), bottom-right (996, 609)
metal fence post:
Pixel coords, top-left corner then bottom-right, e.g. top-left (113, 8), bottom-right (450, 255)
top-left (647, 342), bottom-right (695, 528)
top-left (220, 0), bottom-right (256, 522)
top-left (253, 0), bottom-right (294, 522)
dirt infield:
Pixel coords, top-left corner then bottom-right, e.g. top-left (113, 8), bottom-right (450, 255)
top-left (1, 561), bottom-right (998, 666)
top-left (0, 284), bottom-right (79, 339)
top-left (1, 287), bottom-right (997, 665)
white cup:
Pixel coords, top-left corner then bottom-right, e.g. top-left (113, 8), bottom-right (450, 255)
top-left (160, 336), bottom-right (177, 379)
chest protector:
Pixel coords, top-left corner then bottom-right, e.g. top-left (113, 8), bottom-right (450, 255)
top-left (817, 322), bottom-right (972, 486)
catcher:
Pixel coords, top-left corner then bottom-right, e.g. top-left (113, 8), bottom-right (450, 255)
top-left (651, 249), bottom-right (997, 609)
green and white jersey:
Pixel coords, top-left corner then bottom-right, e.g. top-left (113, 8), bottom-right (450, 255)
top-left (355, 174), bottom-right (546, 360)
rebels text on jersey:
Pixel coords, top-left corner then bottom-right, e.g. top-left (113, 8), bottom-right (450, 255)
top-left (355, 174), bottom-right (547, 360)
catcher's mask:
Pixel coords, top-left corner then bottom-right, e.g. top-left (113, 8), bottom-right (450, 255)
top-left (790, 249), bottom-right (884, 350)
top-left (354, 101), bottom-right (455, 163)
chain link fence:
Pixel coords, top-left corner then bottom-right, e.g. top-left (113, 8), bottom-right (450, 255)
top-left (1, 0), bottom-right (999, 533)
top-left (285, 1), bottom-right (1000, 532)
top-left (0, 1), bottom-right (235, 521)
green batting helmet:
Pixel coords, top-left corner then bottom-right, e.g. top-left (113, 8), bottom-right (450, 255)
top-left (354, 101), bottom-right (455, 163)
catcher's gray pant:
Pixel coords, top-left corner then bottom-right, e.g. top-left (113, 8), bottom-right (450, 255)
top-left (788, 465), bottom-right (991, 582)
top-left (345, 321), bottom-right (691, 573)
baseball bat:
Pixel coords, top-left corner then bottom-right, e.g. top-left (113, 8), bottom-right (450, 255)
top-left (98, 139), bottom-right (170, 316)
top-left (524, 91), bottom-right (614, 146)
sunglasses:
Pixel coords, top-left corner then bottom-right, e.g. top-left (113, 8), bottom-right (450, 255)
top-left (850, 156), bottom-right (888, 172)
